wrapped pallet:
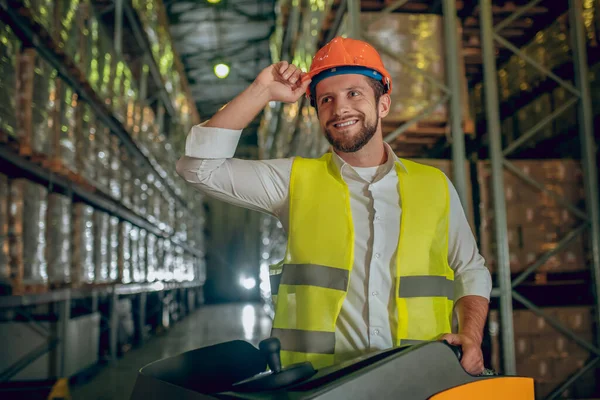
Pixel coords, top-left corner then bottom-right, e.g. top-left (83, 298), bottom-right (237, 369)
top-left (46, 193), bottom-right (72, 285)
top-left (9, 179), bottom-right (48, 291)
top-left (162, 239), bottom-right (173, 282)
top-left (478, 160), bottom-right (587, 274)
top-left (95, 122), bottom-right (111, 194)
top-left (146, 233), bottom-right (158, 282)
top-left (29, 52), bottom-right (58, 158)
top-left (72, 203), bottom-right (95, 285)
top-left (129, 226), bottom-right (141, 282)
top-left (121, 151), bottom-right (133, 209)
top-left (173, 246), bottom-right (184, 282)
top-left (361, 13), bottom-right (449, 124)
top-left (112, 61), bottom-right (126, 123)
top-left (108, 216), bottom-right (119, 282)
top-left (53, 84), bottom-right (78, 175)
top-left (93, 211), bottom-right (110, 283)
top-left (137, 229), bottom-right (147, 282)
top-left (0, 174), bottom-right (9, 291)
top-left (119, 221), bottom-right (132, 284)
top-left (109, 136), bottom-right (122, 199)
top-left (81, 103), bottom-right (97, 184)
top-left (0, 21), bottom-right (18, 140)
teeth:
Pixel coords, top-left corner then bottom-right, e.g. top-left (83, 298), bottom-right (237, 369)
top-left (335, 120), bottom-right (357, 128)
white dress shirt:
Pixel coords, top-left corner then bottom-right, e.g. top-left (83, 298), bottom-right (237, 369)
top-left (176, 123), bottom-right (492, 363)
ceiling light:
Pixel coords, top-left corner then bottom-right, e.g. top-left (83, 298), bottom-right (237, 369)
top-left (214, 63), bottom-right (230, 79)
top-left (240, 276), bottom-right (256, 290)
top-left (207, 0), bottom-right (221, 3)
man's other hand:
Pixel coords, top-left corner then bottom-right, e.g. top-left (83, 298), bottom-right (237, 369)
top-left (440, 333), bottom-right (484, 375)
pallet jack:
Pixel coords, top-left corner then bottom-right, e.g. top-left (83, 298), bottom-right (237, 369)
top-left (130, 337), bottom-right (534, 399)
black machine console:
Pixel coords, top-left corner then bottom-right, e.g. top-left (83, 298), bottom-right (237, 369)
top-left (129, 337), bottom-right (491, 400)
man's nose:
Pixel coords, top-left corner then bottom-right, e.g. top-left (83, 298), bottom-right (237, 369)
top-left (333, 97), bottom-right (351, 117)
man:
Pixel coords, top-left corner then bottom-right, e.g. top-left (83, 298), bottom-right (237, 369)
top-left (176, 37), bottom-right (491, 375)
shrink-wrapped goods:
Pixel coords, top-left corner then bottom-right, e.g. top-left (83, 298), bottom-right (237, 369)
top-left (146, 233), bottom-right (158, 282)
top-left (120, 222), bottom-right (133, 284)
top-left (137, 229), bottom-right (147, 282)
top-left (0, 21), bottom-right (18, 139)
top-left (72, 203), bottom-right (95, 285)
top-left (109, 136), bottom-right (122, 200)
top-left (108, 216), bottom-right (119, 282)
top-left (9, 179), bottom-right (48, 286)
top-left (46, 193), bottom-right (72, 284)
top-left (362, 13), bottom-right (448, 123)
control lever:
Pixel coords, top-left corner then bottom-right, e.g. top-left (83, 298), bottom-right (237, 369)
top-left (232, 337), bottom-right (317, 392)
top-left (259, 338), bottom-right (283, 373)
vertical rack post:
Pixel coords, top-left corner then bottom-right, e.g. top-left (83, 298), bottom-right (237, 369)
top-left (478, 0), bottom-right (517, 375)
top-left (569, 0), bottom-right (600, 348)
top-left (442, 0), bottom-right (469, 211)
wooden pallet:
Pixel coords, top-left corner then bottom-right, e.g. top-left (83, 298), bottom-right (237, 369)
top-left (9, 283), bottom-right (49, 296)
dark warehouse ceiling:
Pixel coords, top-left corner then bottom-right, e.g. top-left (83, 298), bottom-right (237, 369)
top-left (164, 0), bottom-right (276, 157)
top-left (163, 0), bottom-right (579, 159)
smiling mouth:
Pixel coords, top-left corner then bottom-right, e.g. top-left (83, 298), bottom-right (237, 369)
top-left (333, 119), bottom-right (359, 128)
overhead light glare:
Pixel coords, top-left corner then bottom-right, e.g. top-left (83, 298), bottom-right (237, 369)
top-left (214, 63), bottom-right (230, 78)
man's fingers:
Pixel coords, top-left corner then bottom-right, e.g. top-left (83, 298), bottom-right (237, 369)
top-left (278, 61), bottom-right (289, 74)
top-left (440, 333), bottom-right (462, 345)
top-left (281, 64), bottom-right (298, 80)
top-left (289, 68), bottom-right (302, 84)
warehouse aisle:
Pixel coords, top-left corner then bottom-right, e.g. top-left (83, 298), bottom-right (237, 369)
top-left (71, 302), bottom-right (273, 400)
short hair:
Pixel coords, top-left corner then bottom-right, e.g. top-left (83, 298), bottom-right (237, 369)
top-left (366, 77), bottom-right (386, 105)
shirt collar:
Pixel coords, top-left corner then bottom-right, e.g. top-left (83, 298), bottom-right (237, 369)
top-left (330, 142), bottom-right (408, 179)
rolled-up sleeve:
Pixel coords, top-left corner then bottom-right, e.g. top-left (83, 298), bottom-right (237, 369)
top-left (446, 177), bottom-right (492, 301)
top-left (175, 123), bottom-right (293, 218)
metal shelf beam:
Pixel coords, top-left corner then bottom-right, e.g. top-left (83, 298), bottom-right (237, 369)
top-left (0, 281), bottom-right (204, 309)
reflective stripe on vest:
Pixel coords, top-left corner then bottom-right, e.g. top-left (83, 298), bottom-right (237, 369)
top-left (398, 276), bottom-right (454, 300)
top-left (270, 264), bottom-right (349, 295)
top-left (271, 328), bottom-right (336, 354)
top-left (270, 154), bottom-right (453, 369)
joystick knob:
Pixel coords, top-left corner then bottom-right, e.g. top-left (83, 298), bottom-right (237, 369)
top-left (259, 337), bottom-right (283, 373)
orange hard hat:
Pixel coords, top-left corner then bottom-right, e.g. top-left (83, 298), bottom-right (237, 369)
top-left (303, 36), bottom-right (392, 103)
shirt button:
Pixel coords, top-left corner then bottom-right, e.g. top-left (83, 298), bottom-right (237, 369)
top-left (373, 329), bottom-right (380, 335)
top-left (375, 215), bottom-right (381, 221)
top-left (372, 291), bottom-right (378, 296)
top-left (374, 253), bottom-right (380, 259)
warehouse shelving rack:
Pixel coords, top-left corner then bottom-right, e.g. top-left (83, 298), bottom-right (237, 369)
top-left (478, 0), bottom-right (600, 395)
top-left (0, 0), bottom-right (207, 394)
top-left (0, 0), bottom-right (196, 215)
top-left (263, 0), bottom-right (600, 397)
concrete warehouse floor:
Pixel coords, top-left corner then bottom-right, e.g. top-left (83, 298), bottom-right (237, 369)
top-left (71, 303), bottom-right (273, 400)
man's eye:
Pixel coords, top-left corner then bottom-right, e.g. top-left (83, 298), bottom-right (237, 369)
top-left (321, 97), bottom-right (331, 104)
top-left (350, 91), bottom-right (360, 97)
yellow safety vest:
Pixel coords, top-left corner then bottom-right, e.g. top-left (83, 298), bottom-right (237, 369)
top-left (269, 153), bottom-right (454, 369)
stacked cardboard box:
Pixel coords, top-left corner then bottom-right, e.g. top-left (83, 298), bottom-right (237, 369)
top-left (489, 307), bottom-right (597, 399)
top-left (478, 160), bottom-right (588, 274)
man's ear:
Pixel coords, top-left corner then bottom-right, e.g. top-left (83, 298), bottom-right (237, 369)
top-left (378, 93), bottom-right (391, 118)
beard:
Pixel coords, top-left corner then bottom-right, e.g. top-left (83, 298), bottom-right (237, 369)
top-left (324, 113), bottom-right (379, 153)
